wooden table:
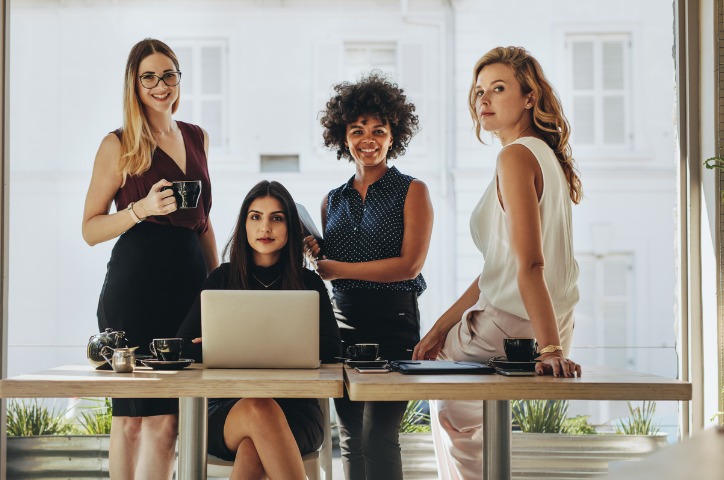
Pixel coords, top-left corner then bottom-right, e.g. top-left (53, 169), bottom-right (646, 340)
top-left (344, 365), bottom-right (692, 480)
top-left (603, 426), bottom-right (724, 479)
top-left (0, 364), bottom-right (344, 480)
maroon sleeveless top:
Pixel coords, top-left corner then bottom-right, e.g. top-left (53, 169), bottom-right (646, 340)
top-left (113, 121), bottom-right (212, 235)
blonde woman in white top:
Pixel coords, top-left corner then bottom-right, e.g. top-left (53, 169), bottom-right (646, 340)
top-left (413, 46), bottom-right (582, 479)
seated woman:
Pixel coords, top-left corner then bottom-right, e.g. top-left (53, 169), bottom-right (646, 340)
top-left (177, 180), bottom-right (341, 480)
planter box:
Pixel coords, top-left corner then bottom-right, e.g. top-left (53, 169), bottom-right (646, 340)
top-left (399, 431), bottom-right (669, 480)
top-left (512, 432), bottom-right (669, 479)
top-left (7, 435), bottom-right (110, 479)
top-left (400, 432), bottom-right (437, 480)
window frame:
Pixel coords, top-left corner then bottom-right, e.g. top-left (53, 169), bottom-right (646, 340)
top-left (168, 38), bottom-right (229, 155)
top-left (564, 31), bottom-right (634, 154)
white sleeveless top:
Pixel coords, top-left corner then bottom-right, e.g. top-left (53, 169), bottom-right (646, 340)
top-left (470, 137), bottom-right (579, 320)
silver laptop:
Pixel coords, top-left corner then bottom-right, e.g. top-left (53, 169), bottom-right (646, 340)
top-left (200, 290), bottom-right (320, 369)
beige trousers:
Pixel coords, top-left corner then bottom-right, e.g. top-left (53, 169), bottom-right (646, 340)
top-left (432, 296), bottom-right (574, 480)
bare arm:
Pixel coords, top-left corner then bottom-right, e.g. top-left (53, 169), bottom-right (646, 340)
top-left (81, 134), bottom-right (131, 245)
top-left (82, 134), bottom-right (177, 246)
top-left (314, 180), bottom-right (434, 283)
top-left (497, 144), bottom-right (580, 377)
top-left (197, 129), bottom-right (219, 273)
top-left (413, 276), bottom-right (481, 360)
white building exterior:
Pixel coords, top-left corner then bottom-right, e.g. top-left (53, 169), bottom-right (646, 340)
top-left (8, 0), bottom-right (679, 429)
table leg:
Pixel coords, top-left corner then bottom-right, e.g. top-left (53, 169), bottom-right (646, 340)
top-left (178, 397), bottom-right (208, 480)
top-left (483, 400), bottom-right (511, 480)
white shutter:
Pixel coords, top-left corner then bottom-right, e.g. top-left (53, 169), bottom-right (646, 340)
top-left (201, 46), bottom-right (222, 95)
top-left (399, 43), bottom-right (426, 153)
top-left (174, 46), bottom-right (195, 120)
top-left (603, 96), bottom-right (625, 144)
top-left (167, 39), bottom-right (227, 153)
top-left (566, 33), bottom-right (632, 151)
top-left (313, 42), bottom-right (343, 154)
top-left (571, 41), bottom-right (594, 90)
top-left (570, 41), bottom-right (595, 145)
top-left (573, 255), bottom-right (597, 346)
top-left (200, 45), bottom-right (224, 150)
top-left (601, 40), bottom-right (627, 145)
top-left (573, 96), bottom-right (595, 144)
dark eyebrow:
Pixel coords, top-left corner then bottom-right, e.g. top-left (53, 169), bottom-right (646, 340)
top-left (349, 123), bottom-right (387, 129)
top-left (248, 209), bottom-right (285, 215)
top-left (139, 69), bottom-right (177, 75)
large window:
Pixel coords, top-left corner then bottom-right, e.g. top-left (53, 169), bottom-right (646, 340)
top-left (575, 252), bottom-right (635, 368)
top-left (172, 40), bottom-right (228, 153)
top-left (566, 33), bottom-right (632, 151)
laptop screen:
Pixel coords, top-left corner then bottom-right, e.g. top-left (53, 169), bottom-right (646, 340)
top-left (200, 290), bottom-right (320, 369)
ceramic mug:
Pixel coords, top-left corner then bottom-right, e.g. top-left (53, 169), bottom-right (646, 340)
top-left (162, 180), bottom-right (202, 209)
top-left (503, 338), bottom-right (537, 362)
top-left (149, 338), bottom-right (183, 362)
top-left (346, 343), bottom-right (379, 361)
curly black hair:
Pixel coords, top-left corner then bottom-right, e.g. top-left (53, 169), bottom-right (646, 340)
top-left (320, 72), bottom-right (419, 161)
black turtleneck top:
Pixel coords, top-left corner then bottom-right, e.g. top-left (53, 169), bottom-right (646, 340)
top-left (176, 262), bottom-right (341, 363)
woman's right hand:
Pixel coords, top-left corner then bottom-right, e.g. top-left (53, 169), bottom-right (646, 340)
top-left (412, 327), bottom-right (448, 360)
top-left (304, 235), bottom-right (322, 258)
top-left (134, 179), bottom-right (177, 218)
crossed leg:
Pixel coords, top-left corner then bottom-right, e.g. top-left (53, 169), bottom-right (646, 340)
top-left (224, 398), bottom-right (306, 480)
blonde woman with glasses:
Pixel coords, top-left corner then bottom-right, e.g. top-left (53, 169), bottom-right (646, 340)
top-left (82, 38), bottom-right (218, 479)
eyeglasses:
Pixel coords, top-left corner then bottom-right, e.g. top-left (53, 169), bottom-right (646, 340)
top-left (138, 71), bottom-right (182, 89)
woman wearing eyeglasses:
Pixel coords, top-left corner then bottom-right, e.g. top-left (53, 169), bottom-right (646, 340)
top-left (82, 38), bottom-right (218, 480)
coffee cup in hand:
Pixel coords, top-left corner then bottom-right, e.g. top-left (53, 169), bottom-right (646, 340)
top-left (162, 180), bottom-right (202, 209)
top-left (149, 338), bottom-right (183, 361)
top-left (503, 338), bottom-right (537, 362)
top-left (346, 343), bottom-right (379, 361)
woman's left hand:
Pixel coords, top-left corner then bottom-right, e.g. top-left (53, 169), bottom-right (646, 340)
top-left (191, 337), bottom-right (202, 344)
top-left (535, 353), bottom-right (582, 378)
top-left (316, 258), bottom-right (341, 281)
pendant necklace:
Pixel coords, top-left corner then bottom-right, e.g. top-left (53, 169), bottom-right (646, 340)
top-left (251, 273), bottom-right (281, 288)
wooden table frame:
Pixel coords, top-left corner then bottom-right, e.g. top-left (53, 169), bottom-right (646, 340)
top-left (344, 365), bottom-right (692, 480)
top-left (0, 364), bottom-right (344, 480)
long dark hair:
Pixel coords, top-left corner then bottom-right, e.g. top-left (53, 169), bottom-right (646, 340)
top-left (222, 181), bottom-right (305, 290)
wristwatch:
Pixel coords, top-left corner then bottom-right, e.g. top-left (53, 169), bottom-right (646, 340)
top-left (538, 345), bottom-right (563, 355)
top-left (127, 202), bottom-right (144, 224)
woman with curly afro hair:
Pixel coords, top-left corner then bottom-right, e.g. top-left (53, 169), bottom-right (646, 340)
top-left (306, 72), bottom-right (433, 480)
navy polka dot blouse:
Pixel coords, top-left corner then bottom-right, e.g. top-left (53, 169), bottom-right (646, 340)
top-left (324, 166), bottom-right (427, 295)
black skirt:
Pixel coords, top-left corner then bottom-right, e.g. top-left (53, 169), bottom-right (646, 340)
top-left (98, 221), bottom-right (206, 417)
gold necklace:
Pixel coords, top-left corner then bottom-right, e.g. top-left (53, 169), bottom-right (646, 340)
top-left (151, 122), bottom-right (177, 136)
top-left (251, 272), bottom-right (281, 288)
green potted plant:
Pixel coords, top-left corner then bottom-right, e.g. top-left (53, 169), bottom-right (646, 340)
top-left (511, 400), bottom-right (667, 479)
top-left (6, 398), bottom-right (112, 478)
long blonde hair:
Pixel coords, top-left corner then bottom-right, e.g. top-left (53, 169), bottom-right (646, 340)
top-left (120, 39), bottom-right (181, 180)
top-left (468, 46), bottom-right (582, 204)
